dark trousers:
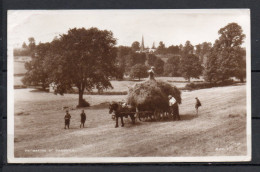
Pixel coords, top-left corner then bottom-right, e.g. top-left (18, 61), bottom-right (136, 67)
top-left (65, 119), bottom-right (70, 129)
top-left (172, 103), bottom-right (180, 120)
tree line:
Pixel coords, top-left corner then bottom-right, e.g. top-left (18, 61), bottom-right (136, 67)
top-left (19, 23), bottom-right (246, 107)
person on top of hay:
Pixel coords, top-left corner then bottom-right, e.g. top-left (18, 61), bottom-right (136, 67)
top-left (168, 95), bottom-right (180, 121)
top-left (80, 109), bottom-right (86, 128)
top-left (64, 110), bottom-right (71, 129)
top-left (195, 97), bottom-right (202, 115)
top-left (148, 66), bottom-right (155, 80)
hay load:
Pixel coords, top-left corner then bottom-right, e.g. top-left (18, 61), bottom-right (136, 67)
top-left (127, 67), bottom-right (181, 112)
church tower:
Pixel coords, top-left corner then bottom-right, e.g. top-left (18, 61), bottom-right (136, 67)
top-left (141, 35), bottom-right (145, 52)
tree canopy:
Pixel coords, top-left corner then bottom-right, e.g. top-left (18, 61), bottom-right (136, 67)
top-left (129, 64), bottom-right (148, 80)
top-left (180, 54), bottom-right (203, 82)
top-left (45, 27), bottom-right (118, 107)
top-left (204, 23), bottom-right (246, 82)
top-left (22, 42), bottom-right (50, 90)
top-left (164, 56), bottom-right (181, 77)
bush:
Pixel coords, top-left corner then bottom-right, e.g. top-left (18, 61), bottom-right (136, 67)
top-left (184, 79), bottom-right (234, 90)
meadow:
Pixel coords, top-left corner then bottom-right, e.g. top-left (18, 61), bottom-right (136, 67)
top-left (14, 84), bottom-right (247, 157)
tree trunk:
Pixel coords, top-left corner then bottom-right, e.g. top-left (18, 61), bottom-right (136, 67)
top-left (78, 90), bottom-right (85, 107)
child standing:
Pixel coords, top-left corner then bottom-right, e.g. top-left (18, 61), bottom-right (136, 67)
top-left (195, 97), bottom-right (202, 115)
top-left (80, 110), bottom-right (86, 128)
top-left (64, 110), bottom-right (71, 129)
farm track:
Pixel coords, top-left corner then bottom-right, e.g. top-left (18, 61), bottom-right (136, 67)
top-left (14, 85), bottom-right (247, 157)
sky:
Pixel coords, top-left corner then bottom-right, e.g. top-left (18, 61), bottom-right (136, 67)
top-left (8, 10), bottom-right (250, 48)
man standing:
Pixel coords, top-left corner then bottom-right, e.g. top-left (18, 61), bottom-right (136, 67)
top-left (195, 97), bottom-right (202, 115)
top-left (64, 110), bottom-right (71, 129)
top-left (80, 110), bottom-right (86, 128)
top-left (169, 95), bottom-right (180, 121)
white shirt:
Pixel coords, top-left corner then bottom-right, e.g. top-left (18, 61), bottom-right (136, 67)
top-left (169, 97), bottom-right (176, 106)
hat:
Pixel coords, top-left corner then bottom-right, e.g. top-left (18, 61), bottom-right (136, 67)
top-left (168, 95), bottom-right (172, 98)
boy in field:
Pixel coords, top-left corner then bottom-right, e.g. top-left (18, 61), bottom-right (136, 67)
top-left (64, 110), bottom-right (71, 129)
top-left (195, 97), bottom-right (202, 115)
top-left (80, 110), bottom-right (86, 128)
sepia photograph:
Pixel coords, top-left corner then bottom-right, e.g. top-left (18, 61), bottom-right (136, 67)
top-left (7, 9), bottom-right (251, 163)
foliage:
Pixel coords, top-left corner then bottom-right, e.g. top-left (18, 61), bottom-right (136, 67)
top-left (131, 41), bottom-right (140, 52)
top-left (204, 23), bottom-right (246, 82)
top-left (28, 37), bottom-right (36, 55)
top-left (181, 41), bottom-right (194, 56)
top-left (156, 41), bottom-right (166, 54)
top-left (13, 48), bottom-right (31, 56)
top-left (154, 58), bottom-right (165, 75)
top-left (22, 42), bottom-right (50, 90)
top-left (185, 80), bottom-right (234, 90)
top-left (163, 56), bottom-right (181, 77)
top-left (147, 54), bottom-right (157, 66)
top-left (129, 64), bottom-right (148, 80)
top-left (45, 27), bottom-right (118, 107)
top-left (116, 46), bottom-right (132, 78)
top-left (125, 52), bottom-right (146, 71)
top-left (195, 42), bottom-right (212, 63)
top-left (167, 45), bottom-right (180, 54)
top-left (180, 54), bottom-right (203, 82)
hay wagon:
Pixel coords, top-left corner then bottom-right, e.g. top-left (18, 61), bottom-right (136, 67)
top-left (111, 109), bottom-right (173, 122)
top-left (135, 108), bottom-right (174, 121)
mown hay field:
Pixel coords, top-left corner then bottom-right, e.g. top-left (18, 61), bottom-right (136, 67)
top-left (13, 84), bottom-right (247, 157)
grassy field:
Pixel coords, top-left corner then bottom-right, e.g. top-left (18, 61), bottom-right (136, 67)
top-left (14, 84), bottom-right (247, 157)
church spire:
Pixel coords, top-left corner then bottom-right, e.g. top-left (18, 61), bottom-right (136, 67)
top-left (152, 42), bottom-right (155, 49)
top-left (141, 35), bottom-right (145, 52)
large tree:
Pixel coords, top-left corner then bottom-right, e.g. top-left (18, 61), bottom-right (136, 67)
top-left (46, 27), bottom-right (118, 107)
top-left (22, 42), bottom-right (50, 90)
top-left (180, 54), bottom-right (203, 82)
top-left (204, 23), bottom-right (246, 82)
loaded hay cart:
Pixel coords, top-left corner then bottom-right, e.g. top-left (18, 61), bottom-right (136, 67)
top-left (127, 67), bottom-right (182, 121)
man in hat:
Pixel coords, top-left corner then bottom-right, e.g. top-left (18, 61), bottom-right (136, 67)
top-left (169, 95), bottom-right (180, 121)
top-left (80, 110), bottom-right (86, 128)
top-left (195, 97), bottom-right (202, 115)
top-left (64, 110), bottom-right (71, 129)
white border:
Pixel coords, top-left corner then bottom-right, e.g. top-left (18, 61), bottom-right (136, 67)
top-left (7, 9), bottom-right (251, 163)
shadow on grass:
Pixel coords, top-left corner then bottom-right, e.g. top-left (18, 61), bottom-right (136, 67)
top-left (179, 114), bottom-right (198, 121)
top-left (88, 102), bottom-right (110, 110)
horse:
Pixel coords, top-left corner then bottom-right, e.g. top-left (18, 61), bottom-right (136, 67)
top-left (109, 102), bottom-right (136, 128)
